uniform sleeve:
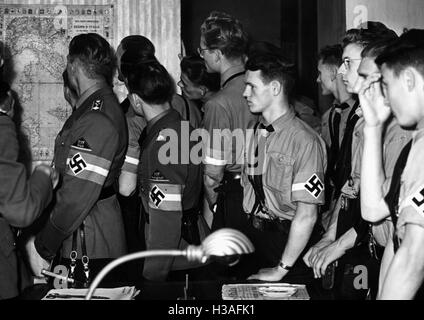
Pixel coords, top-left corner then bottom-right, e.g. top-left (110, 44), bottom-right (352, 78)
top-left (382, 129), bottom-right (411, 195)
top-left (291, 136), bottom-right (326, 205)
top-left (0, 117), bottom-right (53, 228)
top-left (121, 114), bottom-right (146, 174)
top-left (398, 139), bottom-right (424, 229)
top-left (202, 100), bottom-right (231, 204)
top-left (35, 112), bottom-right (119, 260)
top-left (142, 134), bottom-right (188, 281)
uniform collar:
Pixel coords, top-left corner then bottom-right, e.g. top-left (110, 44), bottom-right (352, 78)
top-left (261, 107), bottom-right (296, 133)
top-left (146, 108), bottom-right (178, 133)
top-left (413, 118), bottom-right (424, 141)
top-left (75, 82), bottom-right (109, 110)
top-left (72, 84), bottom-right (112, 121)
top-left (333, 97), bottom-right (356, 110)
top-left (416, 118), bottom-right (424, 131)
top-left (221, 65), bottom-right (245, 88)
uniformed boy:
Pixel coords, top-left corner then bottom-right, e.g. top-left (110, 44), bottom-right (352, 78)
top-left (360, 30), bottom-right (424, 299)
top-left (317, 44), bottom-right (355, 229)
top-left (122, 54), bottom-right (203, 281)
top-left (241, 53), bottom-right (327, 282)
top-left (199, 12), bottom-right (258, 232)
top-left (304, 23), bottom-right (399, 300)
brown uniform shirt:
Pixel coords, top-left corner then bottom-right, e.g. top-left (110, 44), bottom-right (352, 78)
top-left (398, 120), bottom-right (424, 229)
top-left (121, 94), bottom-right (202, 175)
top-left (321, 98), bottom-right (356, 149)
top-left (372, 118), bottom-right (412, 246)
top-left (203, 66), bottom-right (258, 204)
top-left (242, 108), bottom-right (327, 221)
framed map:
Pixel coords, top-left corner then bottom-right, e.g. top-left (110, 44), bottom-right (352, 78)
top-left (0, 2), bottom-right (115, 162)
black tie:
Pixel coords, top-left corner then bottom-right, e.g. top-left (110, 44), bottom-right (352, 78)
top-left (258, 123), bottom-right (275, 133)
top-left (330, 102), bottom-right (350, 152)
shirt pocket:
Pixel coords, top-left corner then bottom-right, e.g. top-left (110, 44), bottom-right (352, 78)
top-left (265, 152), bottom-right (294, 193)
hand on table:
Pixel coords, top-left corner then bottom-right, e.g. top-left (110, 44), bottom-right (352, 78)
top-left (247, 267), bottom-right (288, 282)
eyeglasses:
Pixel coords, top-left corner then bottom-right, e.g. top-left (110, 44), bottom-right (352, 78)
top-left (197, 47), bottom-right (209, 58)
top-left (343, 58), bottom-right (362, 70)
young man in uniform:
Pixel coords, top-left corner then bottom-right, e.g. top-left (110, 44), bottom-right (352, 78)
top-left (199, 11), bottom-right (258, 232)
top-left (124, 57), bottom-right (203, 281)
top-left (0, 81), bottom-right (58, 299)
top-left (118, 35), bottom-right (202, 195)
top-left (29, 33), bottom-right (128, 285)
top-left (304, 23), bottom-right (400, 300)
top-left (317, 44), bottom-right (355, 229)
top-left (360, 30), bottom-right (424, 299)
top-left (319, 45), bottom-right (354, 150)
top-left (242, 53), bottom-right (327, 282)
top-left (116, 36), bottom-right (204, 266)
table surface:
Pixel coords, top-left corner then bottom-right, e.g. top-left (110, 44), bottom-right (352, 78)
top-left (19, 262), bottom-right (333, 300)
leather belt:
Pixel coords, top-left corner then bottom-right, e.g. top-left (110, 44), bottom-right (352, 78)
top-left (224, 171), bottom-right (242, 181)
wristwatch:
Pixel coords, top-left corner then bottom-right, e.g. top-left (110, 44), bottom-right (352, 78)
top-left (278, 261), bottom-right (293, 271)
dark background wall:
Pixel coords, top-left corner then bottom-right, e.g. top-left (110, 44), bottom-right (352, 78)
top-left (181, 0), bottom-right (346, 115)
top-left (181, 0), bottom-right (282, 54)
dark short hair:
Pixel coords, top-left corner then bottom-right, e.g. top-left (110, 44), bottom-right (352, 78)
top-left (318, 44), bottom-right (343, 67)
top-left (342, 21), bottom-right (398, 49)
top-left (126, 60), bottom-right (175, 105)
top-left (68, 33), bottom-right (115, 84)
top-left (120, 48), bottom-right (158, 80)
top-left (376, 29), bottom-right (424, 78)
top-left (362, 38), bottom-right (397, 59)
top-left (200, 11), bottom-right (248, 60)
top-left (246, 53), bottom-right (296, 98)
top-left (180, 55), bottom-right (220, 92)
top-left (119, 35), bottom-right (155, 62)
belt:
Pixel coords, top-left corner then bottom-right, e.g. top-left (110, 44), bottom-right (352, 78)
top-left (224, 171), bottom-right (241, 181)
top-left (248, 214), bottom-right (290, 232)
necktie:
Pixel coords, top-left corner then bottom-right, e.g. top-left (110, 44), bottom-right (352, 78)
top-left (331, 102), bottom-right (349, 151)
top-left (258, 123), bottom-right (275, 134)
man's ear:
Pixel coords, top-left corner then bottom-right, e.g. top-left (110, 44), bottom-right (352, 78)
top-left (270, 80), bottom-right (283, 96)
top-left (331, 66), bottom-right (338, 81)
top-left (215, 49), bottom-right (223, 63)
top-left (403, 67), bottom-right (416, 92)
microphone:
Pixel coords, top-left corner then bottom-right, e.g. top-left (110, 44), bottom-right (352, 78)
top-left (85, 229), bottom-right (254, 300)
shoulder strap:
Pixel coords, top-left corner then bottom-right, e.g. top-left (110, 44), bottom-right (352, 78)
top-left (247, 122), bottom-right (268, 216)
top-left (384, 140), bottom-right (413, 252)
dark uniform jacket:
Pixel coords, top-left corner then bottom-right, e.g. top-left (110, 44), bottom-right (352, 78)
top-left (34, 84), bottom-right (128, 260)
top-left (139, 109), bottom-right (202, 281)
top-left (0, 114), bottom-right (52, 299)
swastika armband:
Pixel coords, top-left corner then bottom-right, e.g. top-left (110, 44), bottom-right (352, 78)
top-left (69, 153), bottom-right (88, 175)
top-left (148, 183), bottom-right (183, 212)
top-left (292, 174), bottom-right (324, 199)
top-left (66, 148), bottom-right (111, 186)
top-left (406, 185), bottom-right (424, 218)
